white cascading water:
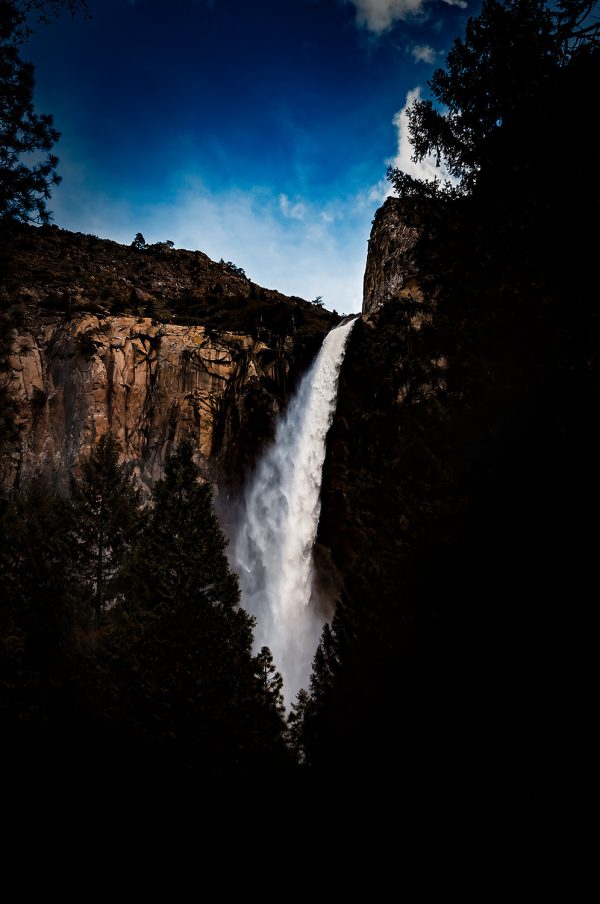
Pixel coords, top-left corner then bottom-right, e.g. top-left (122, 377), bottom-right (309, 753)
top-left (232, 317), bottom-right (356, 706)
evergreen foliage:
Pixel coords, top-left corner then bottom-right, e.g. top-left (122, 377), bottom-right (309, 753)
top-left (254, 645), bottom-right (285, 718)
top-left (69, 432), bottom-right (143, 619)
top-left (219, 258), bottom-right (247, 279)
top-left (1, 438), bottom-right (288, 826)
top-left (388, 0), bottom-right (600, 305)
top-left (294, 0), bottom-right (600, 831)
top-left (0, 0), bottom-right (87, 223)
top-left (390, 0), bottom-right (600, 199)
top-left (0, 478), bottom-right (81, 739)
top-left (112, 442), bottom-right (257, 752)
top-left (0, 2), bottom-right (88, 224)
top-left (0, 1), bottom-right (59, 223)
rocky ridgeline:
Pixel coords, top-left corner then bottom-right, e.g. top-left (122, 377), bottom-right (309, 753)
top-left (0, 224), bottom-right (337, 490)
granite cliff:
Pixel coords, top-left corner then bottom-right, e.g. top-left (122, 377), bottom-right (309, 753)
top-left (0, 224), bottom-right (337, 490)
top-left (362, 197), bottom-right (420, 316)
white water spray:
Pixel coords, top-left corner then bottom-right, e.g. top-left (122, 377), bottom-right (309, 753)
top-left (232, 317), bottom-right (356, 705)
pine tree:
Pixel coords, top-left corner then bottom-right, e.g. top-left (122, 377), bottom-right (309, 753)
top-left (299, 0), bottom-right (600, 809)
top-left (1, 2), bottom-right (58, 223)
top-left (70, 433), bottom-right (143, 620)
top-left (113, 441), bottom-right (287, 762)
top-left (0, 2), bottom-right (89, 223)
top-left (254, 645), bottom-right (284, 718)
top-left (286, 687), bottom-right (312, 763)
top-left (123, 440), bottom-right (240, 614)
top-left (0, 478), bottom-right (82, 736)
top-left (389, 0), bottom-right (600, 204)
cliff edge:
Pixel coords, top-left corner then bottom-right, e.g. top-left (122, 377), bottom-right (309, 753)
top-left (362, 197), bottom-right (419, 316)
top-left (0, 224), bottom-right (337, 490)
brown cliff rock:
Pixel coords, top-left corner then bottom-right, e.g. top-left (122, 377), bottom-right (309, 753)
top-left (0, 224), bottom-right (337, 490)
top-left (362, 197), bottom-right (420, 316)
top-left (3, 311), bottom-right (290, 490)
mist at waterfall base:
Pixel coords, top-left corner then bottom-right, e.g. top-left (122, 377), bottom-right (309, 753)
top-left (231, 318), bottom-right (356, 707)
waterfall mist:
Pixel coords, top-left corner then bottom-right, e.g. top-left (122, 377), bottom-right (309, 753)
top-left (231, 317), bottom-right (356, 706)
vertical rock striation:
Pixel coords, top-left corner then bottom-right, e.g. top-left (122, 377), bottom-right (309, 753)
top-left (0, 225), bottom-right (336, 490)
top-left (362, 197), bottom-right (420, 316)
top-left (3, 311), bottom-right (293, 490)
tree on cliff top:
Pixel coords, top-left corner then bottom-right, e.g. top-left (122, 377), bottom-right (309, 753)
top-left (0, 1), bottom-right (89, 224)
top-left (387, 0), bottom-right (600, 304)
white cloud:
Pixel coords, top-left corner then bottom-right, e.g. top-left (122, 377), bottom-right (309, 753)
top-left (48, 163), bottom-right (372, 314)
top-left (369, 86), bottom-right (453, 201)
top-left (347, 0), bottom-right (425, 33)
top-left (279, 193), bottom-right (307, 220)
top-left (346, 0), bottom-right (468, 33)
top-left (411, 43), bottom-right (437, 64)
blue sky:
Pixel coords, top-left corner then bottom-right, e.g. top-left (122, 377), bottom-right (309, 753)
top-left (25, 0), bottom-right (478, 312)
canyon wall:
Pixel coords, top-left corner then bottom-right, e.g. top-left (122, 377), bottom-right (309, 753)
top-left (362, 197), bottom-right (419, 316)
top-left (0, 224), bottom-right (335, 491)
top-left (3, 311), bottom-right (293, 490)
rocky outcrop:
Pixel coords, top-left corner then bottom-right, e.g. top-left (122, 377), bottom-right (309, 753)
top-left (3, 311), bottom-right (294, 491)
top-left (0, 224), bottom-right (336, 491)
top-left (362, 197), bottom-right (420, 316)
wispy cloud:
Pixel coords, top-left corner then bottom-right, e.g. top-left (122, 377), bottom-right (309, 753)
top-left (346, 0), bottom-right (425, 34)
top-left (410, 43), bottom-right (437, 63)
top-left (279, 194), bottom-right (307, 221)
top-left (346, 0), bottom-right (468, 33)
top-left (369, 86), bottom-right (453, 201)
top-left (49, 160), bottom-right (373, 314)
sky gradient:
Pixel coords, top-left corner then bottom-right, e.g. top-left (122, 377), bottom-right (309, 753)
top-left (25, 0), bottom-right (479, 312)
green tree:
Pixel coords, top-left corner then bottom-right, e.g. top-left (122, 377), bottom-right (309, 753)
top-left (385, 0), bottom-right (600, 379)
top-left (70, 433), bottom-right (143, 620)
top-left (286, 687), bottom-right (312, 763)
top-left (124, 440), bottom-right (240, 615)
top-left (0, 1), bottom-right (59, 223)
top-left (254, 645), bottom-right (284, 718)
top-left (0, 478), bottom-right (82, 736)
top-left (389, 0), bottom-right (600, 203)
top-left (0, 1), bottom-right (88, 224)
top-left (113, 441), bottom-right (287, 762)
top-left (299, 0), bottom-right (600, 817)
top-left (131, 232), bottom-right (146, 250)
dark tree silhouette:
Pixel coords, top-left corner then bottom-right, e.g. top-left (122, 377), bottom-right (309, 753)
top-left (0, 0), bottom-right (89, 224)
top-left (286, 687), bottom-right (311, 762)
top-left (254, 645), bottom-right (285, 718)
top-left (297, 0), bottom-right (600, 834)
top-left (0, 478), bottom-right (81, 738)
top-left (70, 433), bottom-right (143, 620)
top-left (389, 0), bottom-right (600, 202)
top-left (112, 441), bottom-right (287, 763)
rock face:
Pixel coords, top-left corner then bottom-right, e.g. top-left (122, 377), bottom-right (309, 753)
top-left (362, 197), bottom-right (420, 316)
top-left (0, 224), bottom-right (336, 491)
top-left (3, 312), bottom-right (291, 490)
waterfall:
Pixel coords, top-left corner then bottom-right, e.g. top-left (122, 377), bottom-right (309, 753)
top-left (232, 317), bottom-right (356, 706)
